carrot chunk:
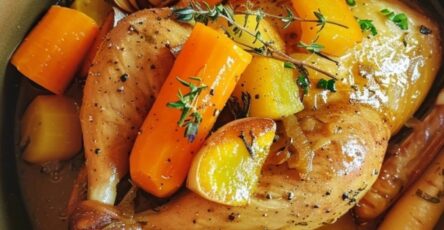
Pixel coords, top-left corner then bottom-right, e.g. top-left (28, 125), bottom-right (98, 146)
top-left (11, 6), bottom-right (98, 94)
top-left (291, 0), bottom-right (363, 56)
top-left (130, 23), bottom-right (252, 198)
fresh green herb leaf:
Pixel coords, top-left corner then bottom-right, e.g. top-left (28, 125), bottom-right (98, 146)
top-left (317, 79), bottom-right (336, 92)
top-left (282, 8), bottom-right (296, 29)
top-left (297, 75), bottom-right (310, 95)
top-left (284, 62), bottom-right (297, 69)
top-left (171, 2), bottom-right (338, 80)
top-left (298, 41), bottom-right (324, 53)
top-left (380, 9), bottom-right (395, 19)
top-left (346, 0), bottom-right (356, 6)
top-left (392, 13), bottom-right (408, 30)
top-left (313, 10), bottom-right (327, 31)
top-left (167, 77), bottom-right (207, 142)
top-left (358, 19), bottom-right (377, 36)
top-left (381, 9), bottom-right (408, 30)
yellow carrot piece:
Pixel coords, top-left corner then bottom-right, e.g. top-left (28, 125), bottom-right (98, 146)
top-left (11, 6), bottom-right (98, 94)
top-left (130, 23), bottom-right (252, 198)
top-left (224, 14), bottom-right (286, 52)
top-left (291, 0), bottom-right (363, 56)
top-left (233, 57), bottom-right (303, 119)
top-left (71, 0), bottom-right (113, 25)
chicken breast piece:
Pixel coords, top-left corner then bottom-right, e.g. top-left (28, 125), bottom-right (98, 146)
top-left (80, 8), bottom-right (191, 204)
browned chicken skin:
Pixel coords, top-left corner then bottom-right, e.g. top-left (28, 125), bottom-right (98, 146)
top-left (139, 104), bottom-right (390, 229)
top-left (75, 0), bottom-right (442, 229)
top-left (80, 8), bottom-right (191, 204)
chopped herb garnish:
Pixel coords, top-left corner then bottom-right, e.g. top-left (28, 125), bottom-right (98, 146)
top-left (358, 19), bottom-right (378, 36)
top-left (381, 9), bottom-right (408, 30)
top-left (416, 189), bottom-right (441, 204)
top-left (317, 79), bottom-right (336, 92)
top-left (346, 0), bottom-right (356, 7)
top-left (380, 9), bottom-right (395, 18)
top-left (419, 25), bottom-right (432, 35)
top-left (167, 77), bottom-right (207, 142)
top-left (297, 75), bottom-right (311, 95)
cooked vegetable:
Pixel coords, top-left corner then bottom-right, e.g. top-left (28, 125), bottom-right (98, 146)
top-left (130, 23), bottom-right (252, 198)
top-left (79, 10), bottom-right (114, 77)
top-left (80, 8), bottom-right (192, 204)
top-left (291, 0), bottom-right (363, 56)
top-left (222, 14), bottom-right (286, 52)
top-left (355, 102), bottom-right (444, 222)
top-left (11, 6), bottom-right (98, 95)
top-left (20, 95), bottom-right (82, 164)
top-left (233, 57), bottom-right (304, 119)
top-left (225, 14), bottom-right (303, 119)
top-left (378, 150), bottom-right (444, 230)
top-left (187, 118), bottom-right (276, 206)
top-left (71, 0), bottom-right (112, 25)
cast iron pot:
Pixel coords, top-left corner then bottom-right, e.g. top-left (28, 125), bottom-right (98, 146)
top-left (0, 0), bottom-right (443, 229)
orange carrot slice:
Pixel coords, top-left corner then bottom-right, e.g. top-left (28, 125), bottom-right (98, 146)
top-left (291, 0), bottom-right (363, 56)
top-left (130, 23), bottom-right (252, 198)
top-left (11, 6), bottom-right (98, 94)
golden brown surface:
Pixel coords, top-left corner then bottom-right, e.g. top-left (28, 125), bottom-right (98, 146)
top-left (76, 0), bottom-right (442, 229)
top-left (140, 104), bottom-right (390, 229)
top-left (80, 8), bottom-right (191, 204)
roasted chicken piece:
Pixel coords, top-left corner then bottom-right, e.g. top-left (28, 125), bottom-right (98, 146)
top-left (138, 103), bottom-right (390, 229)
top-left (80, 8), bottom-right (191, 204)
top-left (75, 0), bottom-right (442, 229)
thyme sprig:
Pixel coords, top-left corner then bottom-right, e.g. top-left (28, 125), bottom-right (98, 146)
top-left (172, 1), bottom-right (339, 79)
top-left (240, 6), bottom-right (348, 30)
top-left (297, 39), bottom-right (339, 65)
top-left (167, 77), bottom-right (207, 142)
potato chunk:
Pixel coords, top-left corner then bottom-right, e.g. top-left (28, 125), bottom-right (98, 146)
top-left (223, 14), bottom-right (303, 119)
top-left (20, 95), bottom-right (82, 164)
top-left (187, 118), bottom-right (276, 206)
top-left (71, 0), bottom-right (112, 25)
top-left (233, 56), bottom-right (304, 119)
top-left (224, 14), bottom-right (285, 51)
